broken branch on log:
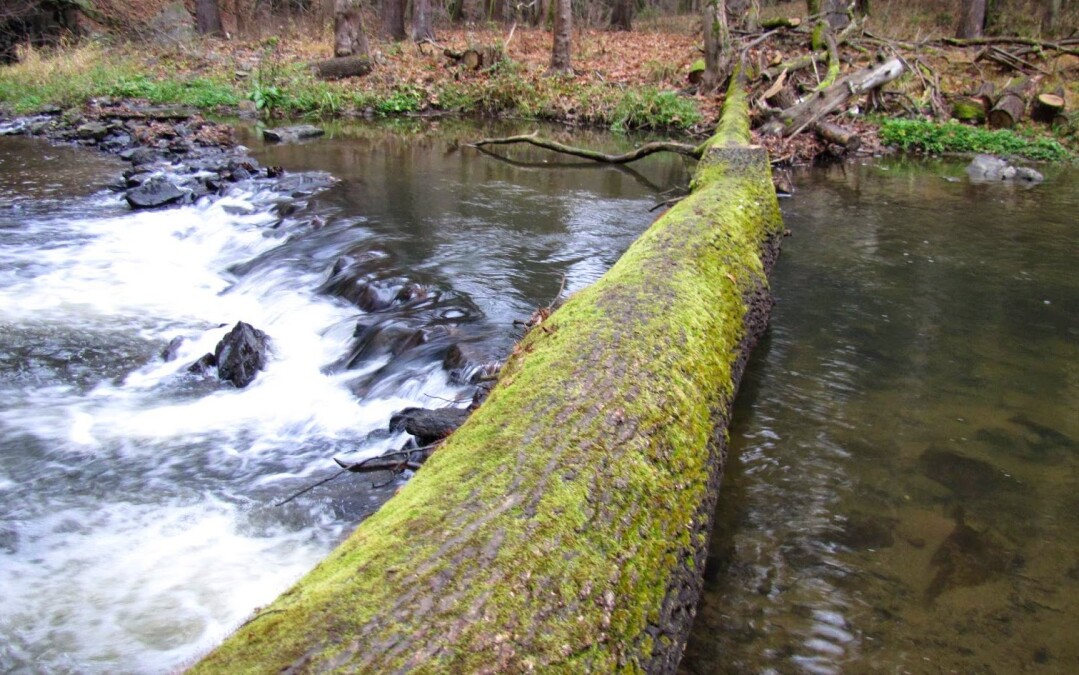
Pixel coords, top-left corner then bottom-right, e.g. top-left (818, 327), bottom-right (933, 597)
top-left (469, 132), bottom-right (703, 163)
top-left (761, 57), bottom-right (906, 138)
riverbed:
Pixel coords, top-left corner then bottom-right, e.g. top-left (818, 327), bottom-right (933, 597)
top-left (0, 123), bottom-right (1075, 673)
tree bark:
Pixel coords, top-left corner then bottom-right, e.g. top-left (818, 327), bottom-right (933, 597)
top-left (1044, 0), bottom-right (1062, 34)
top-left (702, 0), bottom-right (731, 94)
top-left (193, 77), bottom-right (786, 675)
top-left (412, 0), bottom-right (434, 41)
top-left (314, 54), bottom-right (373, 79)
top-left (957, 0), bottom-right (986, 39)
top-left (382, 0), bottom-right (407, 41)
top-left (1032, 93), bottom-right (1065, 124)
top-left (334, 0), bottom-right (370, 58)
top-left (548, 0), bottom-right (572, 73)
top-left (822, 0), bottom-right (848, 30)
top-left (988, 79), bottom-right (1030, 129)
top-left (609, 0), bottom-right (633, 31)
top-left (196, 0), bottom-right (225, 35)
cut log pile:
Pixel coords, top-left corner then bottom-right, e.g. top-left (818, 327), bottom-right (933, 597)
top-left (679, 15), bottom-right (1077, 162)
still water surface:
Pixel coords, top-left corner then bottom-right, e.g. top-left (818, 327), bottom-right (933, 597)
top-left (684, 160), bottom-right (1078, 674)
top-left (1, 122), bottom-right (1075, 673)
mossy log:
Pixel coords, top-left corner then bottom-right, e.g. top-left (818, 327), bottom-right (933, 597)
top-left (192, 77), bottom-right (784, 674)
top-left (952, 97), bottom-right (987, 123)
top-left (760, 16), bottom-right (801, 29)
top-left (313, 55), bottom-right (373, 80)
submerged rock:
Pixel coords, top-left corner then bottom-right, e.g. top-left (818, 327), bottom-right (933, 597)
top-left (125, 176), bottom-right (184, 209)
top-left (966, 154), bottom-right (1043, 184)
top-left (925, 508), bottom-right (1016, 602)
top-left (919, 445), bottom-right (1024, 500)
top-left (263, 125), bottom-right (325, 144)
top-left (214, 322), bottom-right (270, 388)
top-left (390, 407), bottom-right (471, 446)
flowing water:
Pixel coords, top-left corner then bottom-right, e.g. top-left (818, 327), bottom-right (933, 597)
top-left (683, 160), bottom-right (1078, 674)
top-left (2, 121), bottom-right (1076, 674)
top-left (0, 121), bottom-right (683, 673)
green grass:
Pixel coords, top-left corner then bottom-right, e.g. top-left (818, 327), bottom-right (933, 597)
top-left (879, 118), bottom-right (1071, 162)
top-left (610, 86), bottom-right (702, 133)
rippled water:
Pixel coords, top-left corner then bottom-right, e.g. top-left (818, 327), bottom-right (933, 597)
top-left (683, 160), bottom-right (1078, 674)
top-left (0, 123), bottom-right (685, 673)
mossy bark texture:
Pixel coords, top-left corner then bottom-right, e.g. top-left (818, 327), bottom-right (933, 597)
top-left (193, 81), bottom-right (784, 674)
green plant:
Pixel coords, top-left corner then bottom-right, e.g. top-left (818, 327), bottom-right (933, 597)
top-left (249, 37), bottom-right (283, 119)
top-left (374, 86), bottom-right (423, 115)
top-left (611, 87), bottom-right (702, 132)
top-left (879, 118), bottom-right (1071, 161)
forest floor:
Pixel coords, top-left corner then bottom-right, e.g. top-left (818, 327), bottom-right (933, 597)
top-left (2, 4), bottom-right (1077, 163)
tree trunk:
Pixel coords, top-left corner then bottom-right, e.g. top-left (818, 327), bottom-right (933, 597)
top-left (957, 0), bottom-right (986, 39)
top-left (822, 0), bottom-right (848, 30)
top-left (609, 0), bottom-right (633, 31)
top-left (412, 0), bottom-right (434, 41)
top-left (1044, 0), bottom-right (1061, 34)
top-left (702, 0), bottom-right (731, 94)
top-left (549, 0), bottom-right (572, 73)
top-left (193, 78), bottom-right (786, 675)
top-left (382, 0), bottom-right (407, 41)
top-left (196, 0), bottom-right (225, 35)
top-left (334, 0), bottom-right (370, 58)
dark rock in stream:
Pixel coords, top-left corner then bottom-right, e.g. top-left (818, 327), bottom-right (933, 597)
top-left (390, 407), bottom-right (471, 446)
top-left (918, 445), bottom-right (1025, 500)
top-left (214, 322), bottom-right (270, 388)
top-left (187, 352), bottom-right (217, 376)
top-left (162, 336), bottom-right (185, 362)
top-left (125, 176), bottom-right (185, 209)
top-left (443, 343), bottom-right (502, 384)
top-left (263, 125), bottom-right (325, 143)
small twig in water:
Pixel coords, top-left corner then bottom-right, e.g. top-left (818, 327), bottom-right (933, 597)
top-left (274, 468), bottom-right (348, 507)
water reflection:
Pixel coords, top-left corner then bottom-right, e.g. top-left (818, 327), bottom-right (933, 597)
top-left (683, 161), bottom-right (1078, 674)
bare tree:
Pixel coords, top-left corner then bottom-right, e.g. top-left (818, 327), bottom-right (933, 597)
top-left (412, 0), bottom-right (434, 41)
top-left (957, 0), bottom-right (986, 38)
top-left (382, 0), bottom-right (406, 40)
top-left (548, 0), bottom-right (572, 73)
top-left (334, 0), bottom-right (370, 57)
top-left (609, 0), bottom-right (633, 31)
top-left (196, 0), bottom-right (225, 35)
top-left (702, 0), bottom-right (731, 93)
top-left (1044, 0), bottom-right (1062, 33)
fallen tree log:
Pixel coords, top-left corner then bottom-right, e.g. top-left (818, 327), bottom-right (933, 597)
top-left (761, 57), bottom-right (906, 137)
top-left (470, 132), bottom-right (702, 163)
top-left (444, 45), bottom-right (504, 70)
top-left (313, 55), bottom-right (373, 80)
top-left (192, 74), bottom-right (785, 673)
top-left (989, 78), bottom-right (1031, 129)
top-left (814, 120), bottom-right (860, 151)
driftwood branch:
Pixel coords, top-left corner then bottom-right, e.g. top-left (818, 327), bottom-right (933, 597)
top-left (761, 57), bottom-right (906, 139)
top-left (469, 132), bottom-right (702, 163)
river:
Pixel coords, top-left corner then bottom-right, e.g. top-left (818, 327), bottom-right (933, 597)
top-left (0, 122), bottom-right (1075, 674)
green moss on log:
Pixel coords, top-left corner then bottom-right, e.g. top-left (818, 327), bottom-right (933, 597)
top-left (192, 78), bottom-right (783, 674)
